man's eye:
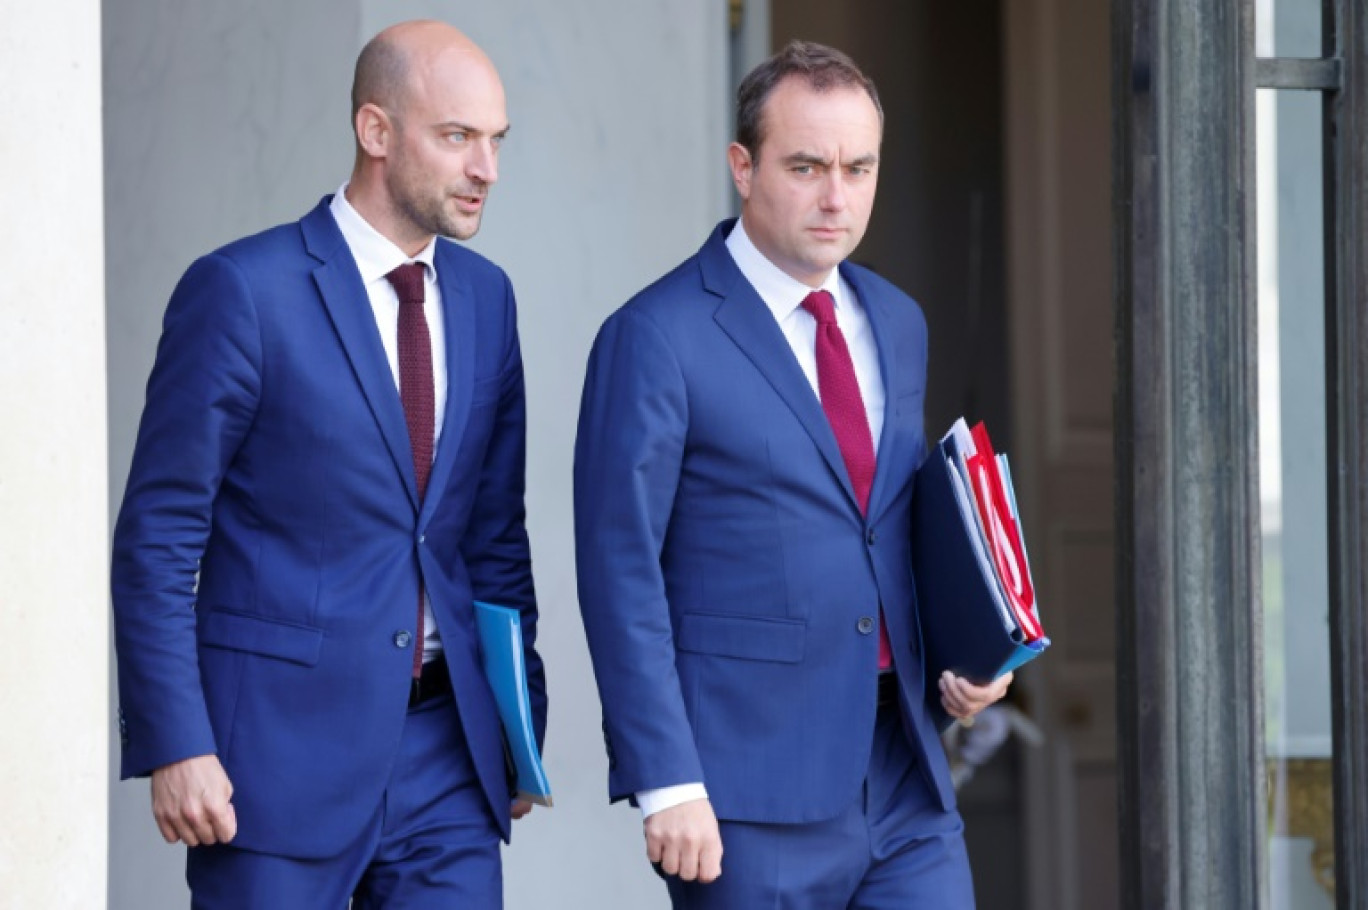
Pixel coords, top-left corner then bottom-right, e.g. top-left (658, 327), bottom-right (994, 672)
top-left (792, 165), bottom-right (813, 175)
top-left (492, 134), bottom-right (506, 148)
top-left (446, 132), bottom-right (468, 143)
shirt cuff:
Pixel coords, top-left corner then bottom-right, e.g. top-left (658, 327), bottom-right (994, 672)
top-left (636, 782), bottom-right (709, 819)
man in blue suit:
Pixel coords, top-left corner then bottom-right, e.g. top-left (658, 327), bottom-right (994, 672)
top-left (575, 42), bottom-right (1010, 908)
top-left (111, 20), bottom-right (544, 907)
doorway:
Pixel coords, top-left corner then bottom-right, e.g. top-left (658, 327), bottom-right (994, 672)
top-left (768, 2), bottom-right (1119, 907)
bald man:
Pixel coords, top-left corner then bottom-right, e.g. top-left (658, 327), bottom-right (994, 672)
top-left (111, 21), bottom-right (545, 907)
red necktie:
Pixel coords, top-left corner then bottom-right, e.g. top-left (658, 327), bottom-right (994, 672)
top-left (801, 290), bottom-right (893, 670)
top-left (387, 263), bottom-right (433, 677)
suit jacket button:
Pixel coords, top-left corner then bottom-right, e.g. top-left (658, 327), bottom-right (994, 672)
top-left (866, 528), bottom-right (877, 546)
top-left (857, 617), bottom-right (875, 635)
top-left (394, 630), bottom-right (412, 648)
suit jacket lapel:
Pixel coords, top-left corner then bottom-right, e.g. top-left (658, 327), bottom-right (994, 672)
top-left (701, 225), bottom-right (862, 514)
top-left (846, 265), bottom-right (902, 525)
top-left (420, 243), bottom-right (475, 529)
top-left (303, 201), bottom-right (419, 512)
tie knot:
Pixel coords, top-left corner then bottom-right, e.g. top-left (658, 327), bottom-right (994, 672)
top-left (801, 289), bottom-right (837, 326)
top-left (386, 263), bottom-right (426, 306)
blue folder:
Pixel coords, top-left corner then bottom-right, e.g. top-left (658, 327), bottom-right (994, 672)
top-left (474, 601), bottom-right (553, 807)
top-left (910, 437), bottom-right (1049, 683)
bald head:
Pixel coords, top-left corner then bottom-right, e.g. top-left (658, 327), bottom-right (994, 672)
top-left (350, 20), bottom-right (493, 127)
top-left (345, 20), bottom-right (508, 252)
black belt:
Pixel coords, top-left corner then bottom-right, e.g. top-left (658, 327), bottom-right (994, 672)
top-left (409, 655), bottom-right (452, 708)
top-left (877, 671), bottom-right (899, 709)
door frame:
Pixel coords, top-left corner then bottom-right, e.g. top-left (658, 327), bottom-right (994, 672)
top-left (1114, 0), bottom-right (1368, 906)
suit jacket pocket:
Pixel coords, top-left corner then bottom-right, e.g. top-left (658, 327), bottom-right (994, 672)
top-left (198, 607), bottom-right (324, 667)
top-left (676, 612), bottom-right (806, 663)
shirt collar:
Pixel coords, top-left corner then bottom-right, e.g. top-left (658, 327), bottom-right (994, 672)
top-left (330, 183), bottom-right (437, 285)
top-left (724, 217), bottom-right (846, 323)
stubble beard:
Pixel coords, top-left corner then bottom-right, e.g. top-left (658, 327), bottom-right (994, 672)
top-left (405, 190), bottom-right (480, 241)
top-left (391, 171), bottom-right (483, 242)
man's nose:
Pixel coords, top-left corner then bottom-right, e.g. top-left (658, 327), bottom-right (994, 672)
top-left (819, 171), bottom-right (846, 211)
top-left (468, 139), bottom-right (499, 185)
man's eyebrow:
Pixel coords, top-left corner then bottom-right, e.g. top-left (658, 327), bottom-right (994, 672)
top-left (432, 120), bottom-right (512, 136)
top-left (779, 152), bottom-right (879, 167)
top-left (781, 152), bottom-right (831, 167)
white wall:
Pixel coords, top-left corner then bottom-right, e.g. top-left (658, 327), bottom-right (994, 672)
top-left (0, 0), bottom-right (109, 907)
top-left (103, 2), bottom-right (729, 907)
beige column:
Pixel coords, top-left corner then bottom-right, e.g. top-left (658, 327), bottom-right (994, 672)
top-left (0, 0), bottom-right (109, 906)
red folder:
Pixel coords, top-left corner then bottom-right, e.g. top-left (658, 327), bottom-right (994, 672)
top-left (966, 422), bottom-right (1043, 642)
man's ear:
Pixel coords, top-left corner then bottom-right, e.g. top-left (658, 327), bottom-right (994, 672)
top-left (727, 142), bottom-right (754, 201)
top-left (354, 103), bottom-right (394, 160)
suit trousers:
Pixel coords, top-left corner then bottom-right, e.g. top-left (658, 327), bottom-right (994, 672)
top-left (186, 692), bottom-right (502, 909)
top-left (667, 703), bottom-right (975, 910)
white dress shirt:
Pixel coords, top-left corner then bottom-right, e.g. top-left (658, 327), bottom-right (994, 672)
top-left (635, 218), bottom-right (887, 819)
top-left (330, 185), bottom-right (447, 662)
top-left (724, 218), bottom-right (885, 448)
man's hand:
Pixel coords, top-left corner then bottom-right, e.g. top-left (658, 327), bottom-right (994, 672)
top-left (150, 754), bottom-right (237, 847)
top-left (511, 798), bottom-right (534, 820)
top-left (644, 798), bottom-right (723, 883)
top-left (939, 670), bottom-right (1013, 722)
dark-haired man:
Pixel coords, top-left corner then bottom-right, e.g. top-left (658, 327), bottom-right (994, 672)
top-left (112, 20), bottom-right (544, 907)
top-left (575, 41), bottom-right (1008, 908)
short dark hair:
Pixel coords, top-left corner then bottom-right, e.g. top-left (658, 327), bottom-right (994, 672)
top-left (735, 40), bottom-right (883, 159)
top-left (351, 33), bottom-right (410, 124)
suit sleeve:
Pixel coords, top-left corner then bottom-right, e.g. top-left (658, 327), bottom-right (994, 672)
top-left (110, 252), bottom-right (262, 778)
top-left (459, 271), bottom-right (545, 749)
top-left (574, 308), bottom-right (703, 802)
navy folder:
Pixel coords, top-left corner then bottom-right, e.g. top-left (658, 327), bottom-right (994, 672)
top-left (910, 436), bottom-right (1049, 683)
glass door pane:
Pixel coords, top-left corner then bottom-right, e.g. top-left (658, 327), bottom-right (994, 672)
top-left (1258, 0), bottom-right (1322, 57)
top-left (1256, 0), bottom-right (1335, 902)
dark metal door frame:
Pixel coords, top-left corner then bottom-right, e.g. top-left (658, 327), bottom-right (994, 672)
top-left (1321, 2), bottom-right (1368, 906)
top-left (1113, 0), bottom-right (1263, 905)
top-left (1114, 0), bottom-right (1367, 906)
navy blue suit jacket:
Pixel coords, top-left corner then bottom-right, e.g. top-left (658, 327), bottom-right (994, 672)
top-left (111, 198), bottom-right (545, 858)
top-left (574, 220), bottom-right (956, 825)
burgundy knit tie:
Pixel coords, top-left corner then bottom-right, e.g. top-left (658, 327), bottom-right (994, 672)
top-left (387, 262), bottom-right (433, 677)
top-left (801, 290), bottom-right (892, 670)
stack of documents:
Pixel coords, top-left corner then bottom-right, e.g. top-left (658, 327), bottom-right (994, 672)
top-left (910, 419), bottom-right (1050, 683)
